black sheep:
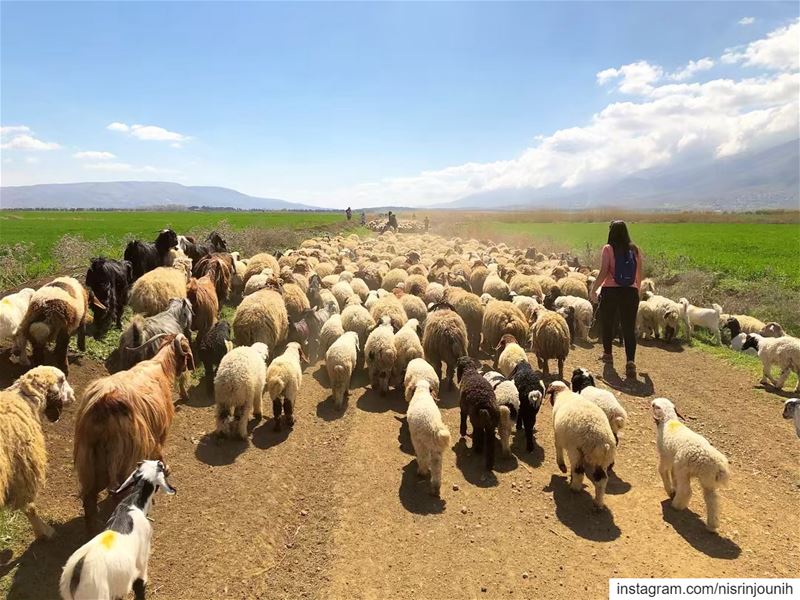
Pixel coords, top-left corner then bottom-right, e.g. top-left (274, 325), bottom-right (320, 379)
top-left (85, 257), bottom-right (133, 331)
top-left (198, 320), bottom-right (232, 396)
top-left (510, 361), bottom-right (545, 452)
top-left (456, 356), bottom-right (500, 471)
top-left (123, 229), bottom-right (178, 280)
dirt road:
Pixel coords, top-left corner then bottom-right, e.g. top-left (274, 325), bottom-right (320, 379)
top-left (2, 337), bottom-right (798, 600)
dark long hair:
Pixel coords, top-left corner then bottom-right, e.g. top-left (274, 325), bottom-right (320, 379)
top-left (608, 220), bottom-right (635, 256)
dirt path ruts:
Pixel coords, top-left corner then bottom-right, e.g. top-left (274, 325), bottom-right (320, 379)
top-left (1, 337), bottom-right (798, 600)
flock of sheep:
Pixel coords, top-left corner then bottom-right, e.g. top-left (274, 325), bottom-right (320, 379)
top-left (1, 226), bottom-right (799, 600)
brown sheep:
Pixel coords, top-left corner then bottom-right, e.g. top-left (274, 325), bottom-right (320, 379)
top-left (73, 334), bottom-right (194, 532)
top-left (129, 265), bottom-right (188, 316)
top-left (242, 252), bottom-right (281, 287)
top-left (509, 274), bottom-right (544, 300)
top-left (444, 287), bottom-right (484, 357)
top-left (469, 264), bottom-right (489, 295)
top-left (192, 253), bottom-right (233, 303)
top-left (233, 288), bottom-right (289, 355)
top-left (186, 274), bottom-right (219, 342)
top-left (370, 294), bottom-right (408, 331)
top-left (529, 307), bottom-right (570, 379)
top-left (283, 282), bottom-right (311, 322)
top-left (481, 300), bottom-right (530, 353)
top-left (557, 277), bottom-right (589, 299)
top-left (422, 303), bottom-right (469, 391)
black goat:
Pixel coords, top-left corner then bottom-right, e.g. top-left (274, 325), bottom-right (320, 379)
top-left (181, 231), bottom-right (228, 263)
top-left (510, 361), bottom-right (545, 452)
top-left (198, 320), bottom-right (232, 396)
top-left (456, 356), bottom-right (500, 471)
top-left (123, 229), bottom-right (178, 280)
top-left (85, 257), bottom-right (133, 331)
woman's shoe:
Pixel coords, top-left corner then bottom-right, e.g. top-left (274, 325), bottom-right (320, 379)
top-left (625, 361), bottom-right (637, 378)
top-left (599, 353), bottom-right (613, 364)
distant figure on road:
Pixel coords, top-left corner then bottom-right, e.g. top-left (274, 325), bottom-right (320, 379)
top-left (345, 206), bottom-right (352, 221)
top-left (424, 216), bottom-right (430, 232)
top-left (381, 211), bottom-right (398, 234)
top-left (360, 211), bottom-right (366, 225)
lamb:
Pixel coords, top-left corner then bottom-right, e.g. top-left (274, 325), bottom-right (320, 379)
top-left (552, 295), bottom-right (593, 341)
top-left (679, 298), bottom-right (722, 344)
top-left (483, 371), bottom-right (519, 457)
top-left (59, 460), bottom-right (175, 600)
top-left (547, 381), bottom-right (615, 510)
top-left (0, 288), bottom-right (35, 345)
top-left (570, 368), bottom-right (627, 445)
top-left (651, 397), bottom-right (730, 531)
top-left (509, 360), bottom-right (545, 452)
top-left (319, 313), bottom-right (345, 355)
top-left (529, 306), bottom-right (570, 380)
top-left (118, 298), bottom-right (194, 370)
top-left (406, 379), bottom-right (451, 497)
top-left (186, 274), bottom-right (219, 343)
top-left (742, 334), bottom-right (800, 392)
top-left (232, 288), bottom-right (289, 356)
top-left (365, 316), bottom-right (398, 396)
top-left (197, 320), bottom-right (233, 396)
top-left (641, 292), bottom-right (682, 341)
top-left (403, 358), bottom-right (440, 403)
top-left (85, 258), bottom-right (132, 331)
top-left (13, 277), bottom-right (98, 376)
top-left (481, 300), bottom-right (529, 353)
top-left (494, 333), bottom-right (527, 375)
top-left (74, 334), bottom-right (194, 532)
top-left (639, 277), bottom-right (656, 299)
top-left (214, 342), bottom-right (270, 439)
top-left (456, 357), bottom-right (500, 471)
top-left (422, 302), bottom-right (469, 391)
top-left (129, 264), bottom-right (189, 317)
top-left (393, 318), bottom-right (424, 387)
top-left (123, 229), bottom-right (178, 281)
top-left (782, 399), bottom-right (800, 438)
top-left (1, 366), bottom-right (74, 539)
top-left (326, 331), bottom-right (360, 409)
top-left (266, 342), bottom-right (307, 431)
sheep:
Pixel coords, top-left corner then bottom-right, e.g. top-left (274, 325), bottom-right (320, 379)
top-left (283, 282), bottom-right (311, 322)
top-left (481, 300), bottom-right (529, 353)
top-left (242, 252), bottom-right (280, 287)
top-left (341, 302), bottom-right (376, 363)
top-left (761, 322), bottom-right (786, 338)
top-left (288, 302), bottom-right (335, 361)
top-left (483, 371), bottom-right (519, 457)
top-left (721, 315), bottom-right (767, 339)
top-left (482, 271), bottom-right (511, 301)
top-left (444, 287), bottom-right (484, 357)
top-left (326, 331), bottom-right (360, 409)
top-left (243, 268), bottom-right (277, 296)
top-left (233, 288), bottom-right (289, 356)
top-left (783, 399), bottom-right (800, 438)
top-left (332, 280), bottom-right (356, 311)
top-left (129, 264), bottom-right (188, 317)
top-left (651, 397), bottom-right (730, 531)
top-left (399, 292), bottom-right (428, 326)
top-left (494, 333), bottom-right (527, 375)
top-left (0, 288), bottom-right (35, 346)
top-left (59, 460), bottom-right (175, 600)
top-left (556, 277), bottom-right (588, 299)
top-left (529, 306), bottom-right (570, 380)
top-left (186, 274), bottom-right (219, 343)
top-left (266, 342), bottom-right (307, 431)
top-left (364, 316), bottom-right (398, 396)
top-left (1, 366), bottom-right (74, 539)
top-left (641, 292), bottom-right (682, 341)
top-left (13, 277), bottom-right (98, 376)
top-left (509, 274), bottom-right (543, 300)
top-left (552, 295), bottom-right (593, 341)
top-left (405, 273), bottom-right (428, 297)
top-left (423, 282), bottom-right (445, 305)
top-left (381, 268), bottom-right (409, 291)
top-left (547, 381), bottom-right (615, 510)
top-left (403, 358), bottom-right (440, 403)
top-left (570, 368), bottom-right (627, 445)
top-left (511, 294), bottom-right (539, 323)
top-left (639, 277), bottom-right (656, 299)
top-left (118, 298), bottom-right (194, 370)
top-left (635, 300), bottom-right (659, 339)
top-left (123, 229), bottom-right (178, 281)
top-left (406, 379), bottom-right (451, 497)
top-left (742, 334), bottom-right (800, 393)
top-left (214, 342), bottom-right (269, 439)
top-left (456, 357), bottom-right (500, 471)
top-left (370, 294), bottom-right (408, 331)
top-left (469, 264), bottom-right (489, 295)
top-left (74, 334), bottom-right (194, 532)
top-left (198, 320), bottom-right (233, 396)
top-left (192, 253), bottom-right (233, 303)
top-left (422, 302), bottom-right (469, 391)
top-left (84, 258), bottom-right (132, 331)
top-left (319, 313), bottom-right (345, 356)
top-left (679, 298), bottom-right (722, 344)
top-left (509, 360), bottom-right (545, 453)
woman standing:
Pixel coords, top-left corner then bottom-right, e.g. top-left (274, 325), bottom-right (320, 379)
top-left (589, 220), bottom-right (642, 378)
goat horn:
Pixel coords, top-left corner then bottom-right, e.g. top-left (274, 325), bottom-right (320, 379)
top-left (126, 333), bottom-right (171, 352)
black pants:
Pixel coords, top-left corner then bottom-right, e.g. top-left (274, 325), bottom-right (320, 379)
top-left (599, 286), bottom-right (639, 362)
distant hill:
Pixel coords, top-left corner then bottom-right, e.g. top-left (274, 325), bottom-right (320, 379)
top-left (433, 139), bottom-right (800, 211)
top-left (0, 181), bottom-right (320, 210)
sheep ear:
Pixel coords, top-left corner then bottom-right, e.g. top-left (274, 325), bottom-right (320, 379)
top-left (112, 469), bottom-right (141, 495)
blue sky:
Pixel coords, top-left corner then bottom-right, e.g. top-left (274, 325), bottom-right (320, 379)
top-left (1, 1), bottom-right (798, 207)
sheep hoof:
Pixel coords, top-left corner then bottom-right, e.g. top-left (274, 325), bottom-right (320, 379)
top-left (557, 462), bottom-right (567, 474)
top-left (253, 413), bottom-right (262, 422)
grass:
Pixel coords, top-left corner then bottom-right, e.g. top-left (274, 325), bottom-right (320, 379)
top-left (0, 508), bottom-right (28, 596)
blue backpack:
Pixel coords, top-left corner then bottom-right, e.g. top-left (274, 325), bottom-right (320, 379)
top-left (613, 248), bottom-right (637, 287)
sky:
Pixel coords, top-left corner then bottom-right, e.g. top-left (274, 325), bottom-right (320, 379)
top-left (1, 1), bottom-right (798, 208)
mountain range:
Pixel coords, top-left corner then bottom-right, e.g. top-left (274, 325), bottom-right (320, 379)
top-left (1, 140), bottom-right (797, 211)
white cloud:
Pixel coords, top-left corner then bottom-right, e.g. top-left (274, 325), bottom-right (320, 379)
top-left (669, 57), bottom-right (715, 81)
top-left (0, 125), bottom-right (31, 135)
top-left (73, 150), bottom-right (116, 160)
top-left (739, 17), bottom-right (755, 26)
top-left (0, 129), bottom-right (61, 151)
top-left (107, 122), bottom-right (191, 145)
top-left (722, 18), bottom-right (799, 70)
top-left (312, 23), bottom-right (799, 207)
top-left (82, 161), bottom-right (173, 174)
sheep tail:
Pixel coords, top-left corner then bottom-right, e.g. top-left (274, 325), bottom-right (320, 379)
top-left (267, 375), bottom-right (285, 401)
top-left (435, 426), bottom-right (451, 450)
top-left (29, 321), bottom-right (51, 345)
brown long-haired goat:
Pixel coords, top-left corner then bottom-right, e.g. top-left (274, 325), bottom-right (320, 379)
top-left (186, 274), bottom-right (219, 342)
top-left (73, 334), bottom-right (194, 533)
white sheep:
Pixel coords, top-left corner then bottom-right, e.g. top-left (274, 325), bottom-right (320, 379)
top-left (679, 298), bottom-right (722, 344)
top-left (742, 334), bottom-right (800, 392)
top-left (511, 294), bottom-right (539, 323)
top-left (641, 292), bottom-right (682, 341)
top-left (783, 399), bottom-right (800, 438)
top-left (406, 379), bottom-right (451, 497)
top-left (570, 368), bottom-right (627, 445)
top-left (548, 381), bottom-right (616, 509)
top-left (266, 342), bottom-right (306, 431)
top-left (326, 331), bottom-right (360, 409)
top-left (332, 280), bottom-right (355, 311)
top-left (403, 358), bottom-right (440, 403)
top-left (243, 268), bottom-right (275, 296)
top-left (364, 316), bottom-right (397, 396)
top-left (213, 343), bottom-right (270, 439)
top-left (0, 288), bottom-right (35, 346)
top-left (482, 272), bottom-right (511, 301)
top-left (59, 460), bottom-right (175, 600)
top-left (483, 371), bottom-right (520, 457)
top-left (393, 318), bottom-right (424, 386)
top-left (552, 295), bottom-right (593, 341)
top-left (423, 282), bottom-right (445, 306)
top-left (341, 302), bottom-right (376, 359)
top-left (651, 398), bottom-right (730, 531)
top-left (496, 336), bottom-right (528, 378)
top-left (319, 313), bottom-right (345, 355)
